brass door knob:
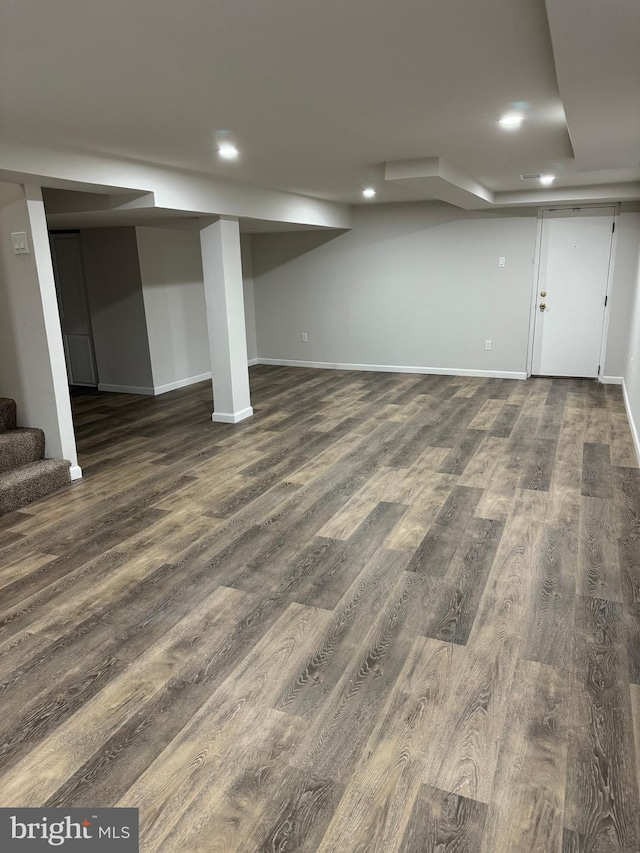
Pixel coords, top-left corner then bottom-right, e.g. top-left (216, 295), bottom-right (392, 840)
top-left (540, 291), bottom-right (547, 297)
top-left (539, 302), bottom-right (546, 311)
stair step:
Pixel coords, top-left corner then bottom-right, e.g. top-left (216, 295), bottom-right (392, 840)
top-left (0, 459), bottom-right (71, 516)
top-left (0, 427), bottom-right (45, 473)
top-left (0, 398), bottom-right (17, 432)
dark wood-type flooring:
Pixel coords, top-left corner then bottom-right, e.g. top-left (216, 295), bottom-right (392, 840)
top-left (1, 366), bottom-right (640, 852)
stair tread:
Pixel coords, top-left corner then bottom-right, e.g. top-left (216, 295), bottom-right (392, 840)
top-left (0, 427), bottom-right (45, 440)
top-left (0, 458), bottom-right (72, 516)
top-left (0, 458), bottom-right (71, 487)
top-left (0, 397), bottom-right (72, 515)
top-left (0, 427), bottom-right (46, 473)
top-left (0, 397), bottom-right (17, 433)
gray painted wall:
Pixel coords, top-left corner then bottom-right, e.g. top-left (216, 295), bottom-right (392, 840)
top-left (620, 223), bottom-right (640, 451)
top-left (80, 227), bottom-right (154, 392)
top-left (241, 234), bottom-right (258, 362)
top-left (252, 202), bottom-right (640, 380)
top-left (252, 203), bottom-right (539, 375)
top-left (136, 226), bottom-right (211, 390)
top-left (604, 209), bottom-right (640, 377)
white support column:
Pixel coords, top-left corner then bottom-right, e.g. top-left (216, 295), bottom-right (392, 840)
top-left (199, 217), bottom-right (253, 423)
top-left (24, 185), bottom-right (82, 479)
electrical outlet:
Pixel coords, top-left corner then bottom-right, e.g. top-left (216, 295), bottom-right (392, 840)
top-left (301, 332), bottom-right (308, 343)
top-left (485, 340), bottom-right (492, 351)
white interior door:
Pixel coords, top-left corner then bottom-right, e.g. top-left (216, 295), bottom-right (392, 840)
top-left (50, 232), bottom-right (98, 387)
top-left (531, 207), bottom-right (615, 378)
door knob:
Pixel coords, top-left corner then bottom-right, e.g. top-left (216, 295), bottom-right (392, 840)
top-left (540, 291), bottom-right (547, 297)
top-left (539, 302), bottom-right (546, 311)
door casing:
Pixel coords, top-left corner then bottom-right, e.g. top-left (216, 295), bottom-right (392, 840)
top-left (525, 204), bottom-right (619, 380)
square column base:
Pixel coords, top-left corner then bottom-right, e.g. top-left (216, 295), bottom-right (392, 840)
top-left (211, 407), bottom-right (254, 424)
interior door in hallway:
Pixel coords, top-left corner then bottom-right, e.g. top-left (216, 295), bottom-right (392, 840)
top-left (531, 206), bottom-right (615, 378)
top-left (50, 232), bottom-right (98, 387)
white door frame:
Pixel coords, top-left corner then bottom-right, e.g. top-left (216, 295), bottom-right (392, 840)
top-left (525, 203), bottom-right (619, 380)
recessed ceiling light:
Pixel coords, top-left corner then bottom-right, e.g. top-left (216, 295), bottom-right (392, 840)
top-left (218, 144), bottom-right (239, 160)
top-left (498, 114), bottom-right (523, 129)
top-left (539, 174), bottom-right (555, 186)
top-left (362, 188), bottom-right (376, 198)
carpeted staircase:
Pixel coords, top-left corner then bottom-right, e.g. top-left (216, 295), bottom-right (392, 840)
top-left (0, 397), bottom-right (71, 515)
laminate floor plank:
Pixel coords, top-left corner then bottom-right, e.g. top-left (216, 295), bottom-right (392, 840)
top-left (275, 547), bottom-right (408, 717)
top-left (489, 403), bottom-right (521, 439)
top-left (564, 597), bottom-right (640, 851)
top-left (457, 435), bottom-right (505, 488)
top-left (316, 637), bottom-right (459, 853)
top-left (479, 658), bottom-right (567, 853)
top-left (551, 410), bottom-right (586, 496)
top-left (285, 506), bottom-right (408, 610)
top-left (117, 602), bottom-right (332, 852)
top-left (437, 429), bottom-right (485, 476)
top-left (399, 785), bottom-right (488, 853)
top-left (0, 369), bottom-right (639, 852)
top-left (582, 441), bottom-right (613, 499)
top-left (0, 585), bottom-right (251, 807)
top-left (520, 437), bottom-right (558, 492)
top-left (467, 399), bottom-right (505, 430)
top-left (610, 412), bottom-right (639, 468)
top-left (421, 517), bottom-right (504, 644)
top-left (406, 485), bottom-right (484, 575)
top-left (421, 633), bottom-right (520, 803)
top-left (522, 516), bottom-right (578, 671)
top-left (579, 496), bottom-right (622, 602)
top-left (43, 592), bottom-right (294, 809)
top-left (619, 536), bottom-right (640, 685)
top-left (289, 570), bottom-right (429, 785)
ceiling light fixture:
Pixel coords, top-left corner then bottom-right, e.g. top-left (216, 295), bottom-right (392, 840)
top-left (218, 144), bottom-right (239, 160)
top-left (362, 188), bottom-right (376, 198)
top-left (539, 174), bottom-right (555, 186)
top-left (498, 114), bottom-right (523, 129)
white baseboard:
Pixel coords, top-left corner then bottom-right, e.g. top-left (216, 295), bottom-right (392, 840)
top-left (69, 464), bottom-right (83, 481)
top-left (622, 378), bottom-right (640, 466)
top-left (600, 375), bottom-right (623, 385)
top-left (98, 383), bottom-right (155, 395)
top-left (212, 406), bottom-right (254, 424)
top-left (99, 367), bottom-right (256, 396)
top-left (256, 357), bottom-right (526, 381)
top-left (152, 371), bottom-right (212, 395)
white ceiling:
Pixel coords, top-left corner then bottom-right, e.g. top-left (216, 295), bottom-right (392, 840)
top-left (1, 0), bottom-right (639, 208)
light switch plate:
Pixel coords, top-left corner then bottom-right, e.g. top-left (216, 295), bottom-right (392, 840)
top-left (11, 232), bottom-right (29, 254)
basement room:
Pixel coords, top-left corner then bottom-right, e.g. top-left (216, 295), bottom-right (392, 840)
top-left (1, 1), bottom-right (640, 851)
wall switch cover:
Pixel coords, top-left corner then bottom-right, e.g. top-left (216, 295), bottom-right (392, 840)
top-left (498, 256), bottom-right (505, 267)
top-left (11, 232), bottom-right (29, 254)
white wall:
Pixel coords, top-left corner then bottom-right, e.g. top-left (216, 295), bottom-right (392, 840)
top-left (621, 227), bottom-right (640, 459)
top-left (241, 234), bottom-right (258, 362)
top-left (136, 226), bottom-right (211, 392)
top-left (80, 227), bottom-right (154, 393)
top-left (0, 182), bottom-right (79, 474)
top-left (252, 203), bottom-right (539, 377)
top-left (603, 208), bottom-right (640, 377)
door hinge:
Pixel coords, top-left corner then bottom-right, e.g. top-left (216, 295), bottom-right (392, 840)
top-left (612, 222), bottom-right (616, 233)
top-left (605, 295), bottom-right (608, 307)
top-left (598, 365), bottom-right (601, 375)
